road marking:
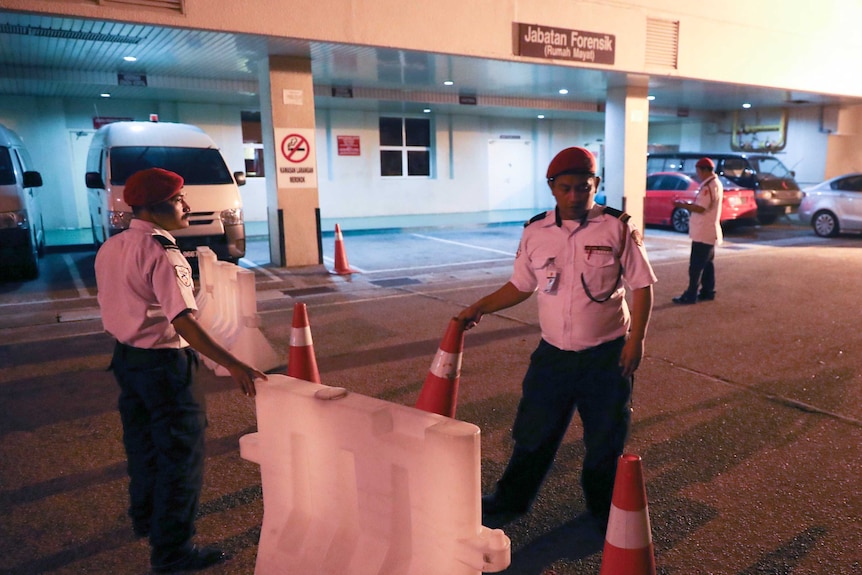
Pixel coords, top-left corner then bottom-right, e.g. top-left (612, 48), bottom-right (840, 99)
top-left (411, 233), bottom-right (517, 256)
top-left (239, 258), bottom-right (281, 281)
top-left (321, 255), bottom-right (367, 273)
top-left (62, 254), bottom-right (90, 298)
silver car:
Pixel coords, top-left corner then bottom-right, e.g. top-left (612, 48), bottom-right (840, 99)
top-left (799, 173), bottom-right (862, 237)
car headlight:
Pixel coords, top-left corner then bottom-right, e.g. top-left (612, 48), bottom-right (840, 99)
top-left (220, 208), bottom-right (244, 225)
top-left (0, 210), bottom-right (29, 230)
top-left (107, 210), bottom-right (132, 230)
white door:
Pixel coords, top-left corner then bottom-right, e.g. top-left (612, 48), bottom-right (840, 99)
top-left (68, 130), bottom-right (95, 229)
top-left (487, 139), bottom-right (534, 211)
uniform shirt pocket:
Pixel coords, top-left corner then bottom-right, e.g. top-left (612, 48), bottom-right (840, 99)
top-left (582, 246), bottom-right (621, 301)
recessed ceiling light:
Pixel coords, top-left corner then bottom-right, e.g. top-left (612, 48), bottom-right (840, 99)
top-left (443, 80), bottom-right (454, 86)
top-left (423, 108), bottom-right (431, 113)
top-left (559, 89), bottom-right (569, 95)
top-left (537, 114), bottom-right (545, 119)
top-left (742, 103), bottom-right (752, 109)
top-left (100, 93), bottom-right (111, 98)
top-left (647, 95), bottom-right (656, 101)
top-left (123, 56), bottom-right (137, 62)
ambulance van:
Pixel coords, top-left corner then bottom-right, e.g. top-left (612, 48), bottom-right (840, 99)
top-left (0, 123), bottom-right (44, 280)
top-left (86, 121), bottom-right (246, 262)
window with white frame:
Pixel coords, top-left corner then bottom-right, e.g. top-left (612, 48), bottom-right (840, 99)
top-left (379, 116), bottom-right (431, 177)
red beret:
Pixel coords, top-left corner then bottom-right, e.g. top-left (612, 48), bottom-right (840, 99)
top-left (123, 168), bottom-right (184, 207)
top-left (696, 157), bottom-right (715, 170)
top-left (546, 147), bottom-right (597, 180)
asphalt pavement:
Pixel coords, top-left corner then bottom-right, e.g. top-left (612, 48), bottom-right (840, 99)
top-left (1, 218), bottom-right (860, 575)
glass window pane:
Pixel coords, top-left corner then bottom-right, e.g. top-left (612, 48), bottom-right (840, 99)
top-left (405, 118), bottom-right (430, 147)
top-left (407, 150), bottom-right (430, 176)
top-left (380, 150), bottom-right (403, 176)
top-left (379, 117), bottom-right (403, 146)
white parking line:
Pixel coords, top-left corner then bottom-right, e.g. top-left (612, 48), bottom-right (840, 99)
top-left (410, 233), bottom-right (517, 256)
top-left (239, 258), bottom-right (281, 281)
top-left (62, 254), bottom-right (90, 298)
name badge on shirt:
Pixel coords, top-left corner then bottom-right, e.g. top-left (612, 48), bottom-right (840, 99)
top-left (544, 257), bottom-right (560, 294)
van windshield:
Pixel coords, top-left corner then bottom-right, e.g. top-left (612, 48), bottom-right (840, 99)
top-left (748, 156), bottom-right (792, 179)
top-left (0, 147), bottom-right (15, 185)
top-left (110, 147), bottom-right (233, 185)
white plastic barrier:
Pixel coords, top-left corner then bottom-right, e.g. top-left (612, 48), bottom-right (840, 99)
top-left (240, 375), bottom-right (511, 575)
top-left (195, 248), bottom-right (280, 374)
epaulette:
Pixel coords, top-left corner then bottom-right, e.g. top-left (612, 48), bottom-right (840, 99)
top-left (152, 234), bottom-right (180, 251)
top-left (524, 211), bottom-right (548, 228)
top-left (602, 206), bottom-right (631, 224)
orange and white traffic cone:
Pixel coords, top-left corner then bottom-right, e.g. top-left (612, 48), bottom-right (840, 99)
top-left (599, 453), bottom-right (656, 575)
top-left (331, 223), bottom-right (356, 275)
top-left (415, 318), bottom-right (465, 418)
top-left (287, 302), bottom-right (321, 384)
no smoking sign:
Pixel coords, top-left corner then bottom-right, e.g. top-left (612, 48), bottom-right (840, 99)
top-left (275, 128), bottom-right (317, 188)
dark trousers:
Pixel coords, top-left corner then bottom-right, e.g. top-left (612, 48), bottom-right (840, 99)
top-left (110, 343), bottom-right (207, 568)
top-left (685, 240), bottom-right (716, 297)
top-left (493, 337), bottom-right (632, 519)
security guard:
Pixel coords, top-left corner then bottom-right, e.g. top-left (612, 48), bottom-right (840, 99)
top-left (95, 168), bottom-right (267, 573)
top-left (455, 147), bottom-right (656, 529)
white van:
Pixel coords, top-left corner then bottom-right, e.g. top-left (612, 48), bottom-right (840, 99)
top-left (0, 123), bottom-right (44, 280)
top-left (85, 121), bottom-right (246, 262)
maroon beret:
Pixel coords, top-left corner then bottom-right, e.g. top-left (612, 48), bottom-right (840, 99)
top-left (546, 147), bottom-right (597, 180)
top-left (123, 168), bottom-right (184, 207)
top-left (696, 157), bottom-right (715, 170)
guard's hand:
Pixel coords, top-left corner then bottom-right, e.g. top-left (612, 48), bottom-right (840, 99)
top-left (227, 362), bottom-right (268, 397)
top-left (619, 337), bottom-right (644, 378)
top-left (455, 306), bottom-right (483, 330)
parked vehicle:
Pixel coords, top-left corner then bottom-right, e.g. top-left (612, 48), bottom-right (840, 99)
top-left (85, 120), bottom-right (247, 262)
top-left (798, 173), bottom-right (862, 237)
top-left (647, 152), bottom-right (803, 224)
top-left (0, 123), bottom-right (44, 280)
top-left (644, 171), bottom-right (758, 233)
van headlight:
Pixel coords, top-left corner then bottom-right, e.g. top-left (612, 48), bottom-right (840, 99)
top-left (220, 208), bottom-right (243, 225)
top-left (0, 210), bottom-right (29, 230)
top-left (107, 210), bottom-right (132, 230)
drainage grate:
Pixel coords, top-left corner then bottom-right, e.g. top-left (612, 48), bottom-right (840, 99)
top-left (369, 277), bottom-right (422, 288)
top-left (282, 286), bottom-right (336, 297)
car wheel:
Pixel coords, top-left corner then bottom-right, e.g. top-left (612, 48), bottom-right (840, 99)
top-left (812, 210), bottom-right (839, 237)
top-left (758, 213), bottom-right (778, 225)
top-left (671, 208), bottom-right (690, 233)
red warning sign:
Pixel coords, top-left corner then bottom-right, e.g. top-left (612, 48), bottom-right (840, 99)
top-left (281, 134), bottom-right (310, 163)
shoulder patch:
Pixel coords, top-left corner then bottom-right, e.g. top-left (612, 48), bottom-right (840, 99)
top-left (524, 211), bottom-right (548, 228)
top-left (152, 234), bottom-right (180, 251)
top-left (602, 206), bottom-right (631, 224)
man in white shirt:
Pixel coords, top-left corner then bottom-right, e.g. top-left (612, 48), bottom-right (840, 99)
top-left (672, 157), bottom-right (723, 304)
top-left (455, 147), bottom-right (656, 529)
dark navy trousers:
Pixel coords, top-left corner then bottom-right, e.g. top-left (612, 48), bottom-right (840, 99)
top-left (494, 336), bottom-right (632, 519)
top-left (111, 343), bottom-right (207, 568)
top-left (684, 240), bottom-right (716, 297)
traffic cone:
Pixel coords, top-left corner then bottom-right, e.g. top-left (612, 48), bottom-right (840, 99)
top-left (415, 318), bottom-right (465, 418)
top-left (287, 302), bottom-right (321, 384)
top-left (331, 223), bottom-right (356, 275)
top-left (599, 453), bottom-right (656, 575)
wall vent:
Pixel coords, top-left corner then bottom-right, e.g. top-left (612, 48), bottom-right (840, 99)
top-left (97, 0), bottom-right (184, 13)
top-left (0, 23), bottom-right (143, 44)
top-left (645, 18), bottom-right (678, 69)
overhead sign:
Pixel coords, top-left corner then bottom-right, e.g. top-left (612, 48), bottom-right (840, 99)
top-left (514, 22), bottom-right (615, 65)
top-left (275, 128), bottom-right (317, 188)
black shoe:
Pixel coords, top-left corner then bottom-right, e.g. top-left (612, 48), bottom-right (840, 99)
top-left (698, 291), bottom-right (715, 301)
top-left (152, 546), bottom-right (227, 573)
top-left (132, 522), bottom-right (150, 538)
top-left (481, 493), bottom-right (529, 517)
top-left (672, 294), bottom-right (697, 305)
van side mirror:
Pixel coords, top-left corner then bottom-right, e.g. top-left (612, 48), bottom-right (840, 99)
top-left (23, 171), bottom-right (43, 188)
top-left (233, 171), bottom-right (246, 187)
top-left (85, 171), bottom-right (105, 189)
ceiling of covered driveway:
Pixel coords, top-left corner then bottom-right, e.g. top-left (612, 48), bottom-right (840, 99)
top-left (2, 10), bottom-right (860, 122)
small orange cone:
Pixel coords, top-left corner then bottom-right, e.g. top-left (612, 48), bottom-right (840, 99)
top-left (331, 223), bottom-right (356, 275)
top-left (599, 453), bottom-right (656, 575)
top-left (415, 318), bottom-right (465, 418)
top-left (287, 302), bottom-right (321, 384)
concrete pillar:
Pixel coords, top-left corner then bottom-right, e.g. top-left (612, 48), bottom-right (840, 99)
top-left (260, 56), bottom-right (321, 267)
top-left (603, 75), bottom-right (650, 231)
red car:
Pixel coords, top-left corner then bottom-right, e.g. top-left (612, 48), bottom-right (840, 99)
top-left (644, 172), bottom-right (758, 233)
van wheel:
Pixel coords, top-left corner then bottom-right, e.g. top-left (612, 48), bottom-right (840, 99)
top-left (19, 247), bottom-right (39, 280)
top-left (812, 210), bottom-right (839, 237)
top-left (758, 213), bottom-right (778, 225)
top-left (671, 208), bottom-right (690, 233)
